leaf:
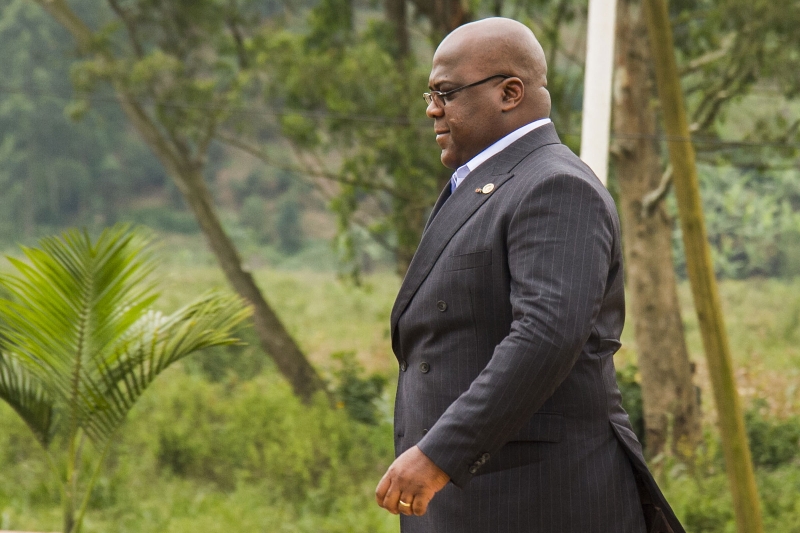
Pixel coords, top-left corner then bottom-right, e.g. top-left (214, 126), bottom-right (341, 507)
top-left (0, 224), bottom-right (251, 447)
top-left (0, 352), bottom-right (56, 448)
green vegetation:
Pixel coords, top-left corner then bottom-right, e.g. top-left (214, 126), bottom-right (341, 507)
top-left (0, 256), bottom-right (797, 532)
top-left (1, 0), bottom-right (799, 529)
top-left (0, 227), bottom-right (250, 533)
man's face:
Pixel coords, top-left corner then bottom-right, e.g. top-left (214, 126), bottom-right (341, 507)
top-left (426, 55), bottom-right (505, 170)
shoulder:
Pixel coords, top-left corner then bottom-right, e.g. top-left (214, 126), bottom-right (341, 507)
top-left (507, 143), bottom-right (617, 218)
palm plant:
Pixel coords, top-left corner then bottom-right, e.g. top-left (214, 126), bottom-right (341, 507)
top-left (0, 225), bottom-right (251, 533)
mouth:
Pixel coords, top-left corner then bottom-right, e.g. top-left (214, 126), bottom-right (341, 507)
top-left (435, 130), bottom-right (450, 140)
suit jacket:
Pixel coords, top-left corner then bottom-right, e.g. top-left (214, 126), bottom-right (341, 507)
top-left (390, 124), bottom-right (683, 533)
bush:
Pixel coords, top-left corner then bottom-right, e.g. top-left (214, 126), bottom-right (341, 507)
top-left (745, 399), bottom-right (800, 469)
top-left (616, 363), bottom-right (646, 446)
top-left (124, 207), bottom-right (199, 234)
top-left (184, 324), bottom-right (269, 382)
top-left (330, 351), bottom-right (388, 425)
top-left (131, 371), bottom-right (394, 499)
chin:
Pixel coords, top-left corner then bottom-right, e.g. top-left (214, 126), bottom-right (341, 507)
top-left (440, 151), bottom-right (460, 170)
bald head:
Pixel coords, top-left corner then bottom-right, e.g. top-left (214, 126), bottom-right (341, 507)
top-left (426, 18), bottom-right (552, 169)
top-left (434, 18), bottom-right (550, 119)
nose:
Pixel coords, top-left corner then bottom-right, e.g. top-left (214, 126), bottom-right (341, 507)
top-left (426, 98), bottom-right (444, 118)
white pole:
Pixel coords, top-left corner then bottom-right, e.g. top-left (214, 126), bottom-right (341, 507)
top-left (580, 0), bottom-right (618, 186)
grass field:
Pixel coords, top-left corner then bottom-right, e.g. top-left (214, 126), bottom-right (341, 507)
top-left (0, 244), bottom-right (798, 532)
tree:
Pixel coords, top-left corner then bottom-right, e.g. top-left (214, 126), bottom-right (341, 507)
top-left (245, 0), bottom-right (448, 277)
top-left (643, 0), bottom-right (764, 530)
top-left (28, 0), bottom-right (327, 401)
top-left (611, 0), bottom-right (700, 458)
top-left (611, 0), bottom-right (800, 459)
top-left (0, 225), bottom-right (250, 533)
top-left (408, 0), bottom-right (472, 42)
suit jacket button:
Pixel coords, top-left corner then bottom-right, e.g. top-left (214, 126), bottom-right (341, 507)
top-left (422, 429), bottom-right (428, 435)
top-left (481, 452), bottom-right (490, 462)
top-left (436, 300), bottom-right (448, 312)
top-left (419, 362), bottom-right (430, 373)
top-left (400, 360), bottom-right (408, 372)
top-left (469, 466), bottom-right (479, 474)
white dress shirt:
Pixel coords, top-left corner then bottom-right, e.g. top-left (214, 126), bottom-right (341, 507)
top-left (451, 118), bottom-right (552, 191)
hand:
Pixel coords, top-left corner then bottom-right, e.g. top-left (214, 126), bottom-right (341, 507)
top-left (375, 445), bottom-right (450, 516)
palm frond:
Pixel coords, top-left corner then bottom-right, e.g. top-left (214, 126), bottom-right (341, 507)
top-left (0, 352), bottom-right (56, 448)
top-left (84, 292), bottom-right (251, 443)
top-left (0, 228), bottom-right (149, 433)
top-left (0, 226), bottom-right (158, 442)
top-left (0, 224), bottom-right (251, 447)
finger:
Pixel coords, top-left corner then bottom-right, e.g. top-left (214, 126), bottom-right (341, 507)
top-left (382, 485), bottom-right (402, 515)
top-left (397, 494), bottom-right (415, 516)
top-left (411, 492), bottom-right (431, 516)
top-left (375, 473), bottom-right (391, 507)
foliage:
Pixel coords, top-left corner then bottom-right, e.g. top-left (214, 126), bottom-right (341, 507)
top-left (330, 351), bottom-right (388, 425)
top-left (258, 5), bottom-right (446, 274)
top-left (0, 0), bottom-right (169, 241)
top-left (659, 428), bottom-right (800, 533)
top-left (658, 0), bottom-right (800, 279)
top-left (745, 399), bottom-right (800, 469)
top-left (671, 164), bottom-right (800, 279)
top-left (0, 265), bottom-right (798, 531)
top-left (0, 225), bottom-right (250, 533)
top-left (0, 369), bottom-right (397, 533)
top-left (258, 0), bottom-right (594, 276)
top-left (277, 197), bottom-right (304, 254)
top-left (616, 363), bottom-right (646, 447)
top-left (123, 207), bottom-right (200, 235)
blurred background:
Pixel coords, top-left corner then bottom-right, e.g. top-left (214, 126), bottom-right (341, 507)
top-left (0, 0), bottom-right (799, 531)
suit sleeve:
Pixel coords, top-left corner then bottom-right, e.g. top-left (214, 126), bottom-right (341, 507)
top-left (416, 172), bottom-right (615, 487)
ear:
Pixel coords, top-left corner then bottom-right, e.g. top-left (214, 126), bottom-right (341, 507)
top-left (499, 78), bottom-right (524, 112)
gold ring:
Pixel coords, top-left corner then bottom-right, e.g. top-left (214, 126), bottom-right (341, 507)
top-left (398, 500), bottom-right (412, 507)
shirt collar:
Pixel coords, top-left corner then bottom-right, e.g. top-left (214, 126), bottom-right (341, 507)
top-left (452, 118), bottom-right (552, 189)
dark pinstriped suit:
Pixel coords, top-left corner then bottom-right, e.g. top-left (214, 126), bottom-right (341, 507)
top-left (390, 124), bottom-right (683, 532)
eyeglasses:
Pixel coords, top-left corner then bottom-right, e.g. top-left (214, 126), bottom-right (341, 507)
top-left (423, 74), bottom-right (511, 107)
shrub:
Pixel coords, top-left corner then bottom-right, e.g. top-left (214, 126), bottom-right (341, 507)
top-left (0, 226), bottom-right (249, 533)
top-left (745, 399), bottom-right (800, 469)
top-left (330, 351), bottom-right (388, 425)
top-left (616, 363), bottom-right (646, 445)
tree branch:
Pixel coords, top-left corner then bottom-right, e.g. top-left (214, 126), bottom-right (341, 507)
top-left (641, 165), bottom-right (672, 218)
top-left (680, 33), bottom-right (735, 75)
top-left (226, 0), bottom-right (249, 69)
top-left (689, 62), bottom-right (749, 133)
top-left (32, 0), bottom-right (93, 50)
top-left (106, 0), bottom-right (145, 58)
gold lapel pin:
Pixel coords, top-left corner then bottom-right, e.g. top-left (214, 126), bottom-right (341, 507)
top-left (477, 183), bottom-right (495, 194)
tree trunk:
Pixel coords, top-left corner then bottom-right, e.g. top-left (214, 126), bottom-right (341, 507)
top-left (115, 98), bottom-right (328, 402)
top-left (385, 0), bottom-right (433, 277)
top-left (179, 166), bottom-right (328, 402)
top-left (642, 0), bottom-right (764, 529)
top-left (385, 0), bottom-right (408, 58)
top-left (611, 0), bottom-right (700, 458)
top-left (409, 0), bottom-right (471, 42)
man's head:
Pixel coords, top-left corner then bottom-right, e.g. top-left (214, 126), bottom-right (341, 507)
top-left (426, 18), bottom-right (551, 169)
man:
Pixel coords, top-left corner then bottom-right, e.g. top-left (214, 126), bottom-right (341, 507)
top-left (375, 17), bottom-right (684, 533)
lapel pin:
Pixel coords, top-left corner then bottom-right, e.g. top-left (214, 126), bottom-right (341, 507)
top-left (479, 183), bottom-right (495, 194)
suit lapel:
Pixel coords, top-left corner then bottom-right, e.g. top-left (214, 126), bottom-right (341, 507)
top-left (390, 123), bottom-right (562, 334)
